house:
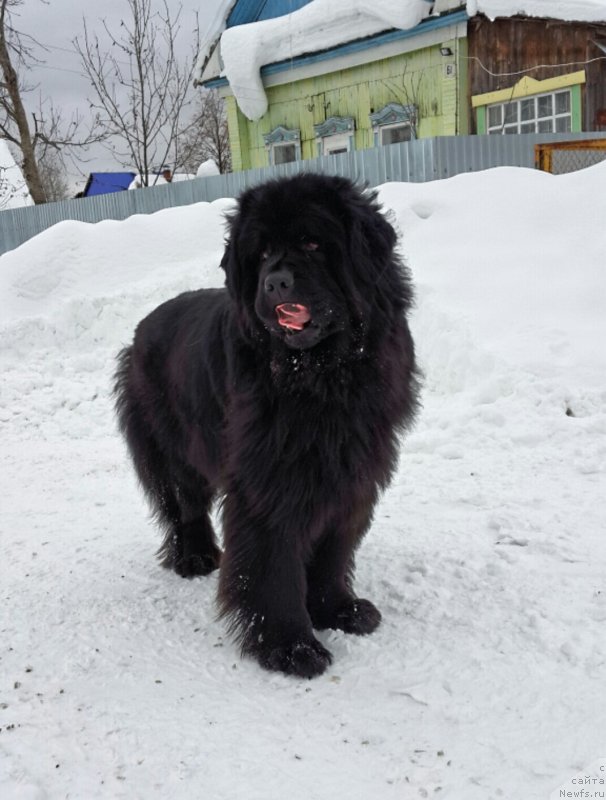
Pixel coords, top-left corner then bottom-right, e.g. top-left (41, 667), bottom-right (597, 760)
top-left (467, 6), bottom-right (606, 136)
top-left (81, 172), bottom-right (136, 197)
top-left (195, 0), bottom-right (606, 172)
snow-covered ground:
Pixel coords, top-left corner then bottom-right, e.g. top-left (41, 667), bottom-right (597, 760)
top-left (1, 163), bottom-right (605, 799)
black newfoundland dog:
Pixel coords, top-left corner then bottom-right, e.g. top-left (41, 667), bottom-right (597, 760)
top-left (115, 173), bottom-right (419, 678)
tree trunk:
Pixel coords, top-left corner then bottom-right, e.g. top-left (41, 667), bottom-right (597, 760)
top-left (0, 21), bottom-right (47, 203)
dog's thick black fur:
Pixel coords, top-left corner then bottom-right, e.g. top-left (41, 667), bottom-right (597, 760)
top-left (115, 173), bottom-right (419, 678)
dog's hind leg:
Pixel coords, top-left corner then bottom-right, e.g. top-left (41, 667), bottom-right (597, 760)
top-left (116, 373), bottom-right (220, 577)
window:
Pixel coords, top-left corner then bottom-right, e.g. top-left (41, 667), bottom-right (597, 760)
top-left (487, 89), bottom-right (572, 135)
top-left (369, 103), bottom-right (417, 146)
top-left (263, 126), bottom-right (301, 166)
top-left (473, 72), bottom-right (585, 136)
top-left (313, 117), bottom-right (355, 157)
top-left (380, 123), bottom-right (413, 145)
top-left (273, 143), bottom-right (297, 164)
top-left (321, 133), bottom-right (352, 156)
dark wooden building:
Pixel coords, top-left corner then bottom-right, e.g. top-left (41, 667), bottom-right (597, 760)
top-left (467, 15), bottom-right (606, 135)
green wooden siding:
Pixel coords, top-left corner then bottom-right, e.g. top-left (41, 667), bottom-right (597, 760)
top-left (571, 84), bottom-right (582, 131)
top-left (227, 44), bottom-right (467, 171)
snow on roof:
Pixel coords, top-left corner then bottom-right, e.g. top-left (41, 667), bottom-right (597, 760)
top-left (196, 158), bottom-right (221, 178)
top-left (0, 139), bottom-right (33, 210)
top-left (195, 0), bottom-right (237, 81)
top-left (468, 0), bottom-right (606, 23)
top-left (215, 0), bottom-right (433, 121)
top-left (197, 0), bottom-right (606, 122)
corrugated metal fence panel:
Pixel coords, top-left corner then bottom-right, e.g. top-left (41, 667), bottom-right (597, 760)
top-left (3, 132), bottom-right (606, 257)
top-left (433, 131), bottom-right (606, 178)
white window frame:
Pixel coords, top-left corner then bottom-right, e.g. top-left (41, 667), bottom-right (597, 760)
top-left (487, 89), bottom-right (572, 135)
top-left (379, 122), bottom-right (413, 145)
top-left (369, 102), bottom-right (417, 146)
top-left (263, 126), bottom-right (301, 166)
top-left (313, 117), bottom-right (355, 157)
top-left (321, 133), bottom-right (352, 156)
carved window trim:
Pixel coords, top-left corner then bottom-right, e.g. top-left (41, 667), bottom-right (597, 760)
top-left (263, 126), bottom-right (301, 165)
top-left (369, 103), bottom-right (417, 145)
top-left (313, 116), bottom-right (355, 156)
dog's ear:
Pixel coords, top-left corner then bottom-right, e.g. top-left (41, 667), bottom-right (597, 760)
top-left (348, 189), bottom-right (397, 279)
top-left (220, 188), bottom-right (263, 303)
top-left (220, 210), bottom-right (245, 301)
top-left (219, 235), bottom-right (234, 286)
top-left (220, 245), bottom-right (240, 308)
top-left (347, 187), bottom-right (413, 314)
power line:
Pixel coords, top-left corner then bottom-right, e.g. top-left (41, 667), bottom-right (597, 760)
top-left (467, 54), bottom-right (606, 78)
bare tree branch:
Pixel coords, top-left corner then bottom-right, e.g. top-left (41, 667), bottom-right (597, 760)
top-left (0, 0), bottom-right (105, 203)
top-left (179, 89), bottom-right (231, 175)
top-left (75, 0), bottom-right (201, 186)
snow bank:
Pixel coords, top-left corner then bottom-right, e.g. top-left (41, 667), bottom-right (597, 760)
top-left (0, 199), bottom-right (232, 327)
top-left (2, 163), bottom-right (606, 799)
top-left (381, 162), bottom-right (606, 392)
top-left (219, 0), bottom-right (432, 120)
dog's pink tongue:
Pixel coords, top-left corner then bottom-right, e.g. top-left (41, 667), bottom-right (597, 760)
top-left (275, 303), bottom-right (311, 331)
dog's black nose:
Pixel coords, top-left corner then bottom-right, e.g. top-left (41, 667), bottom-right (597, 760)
top-left (264, 268), bottom-right (294, 299)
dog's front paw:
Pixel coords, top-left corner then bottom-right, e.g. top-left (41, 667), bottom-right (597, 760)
top-left (336, 598), bottom-right (381, 634)
top-left (310, 596), bottom-right (382, 634)
top-left (258, 637), bottom-right (333, 679)
top-left (174, 548), bottom-right (221, 578)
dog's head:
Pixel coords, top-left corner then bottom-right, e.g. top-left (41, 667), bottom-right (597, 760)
top-left (221, 173), bottom-right (406, 351)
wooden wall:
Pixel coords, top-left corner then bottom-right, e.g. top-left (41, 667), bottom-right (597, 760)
top-left (467, 16), bottom-right (606, 133)
top-left (229, 43), bottom-right (466, 171)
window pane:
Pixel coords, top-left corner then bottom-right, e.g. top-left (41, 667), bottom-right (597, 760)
top-left (322, 134), bottom-right (351, 155)
top-left (538, 119), bottom-right (553, 133)
top-left (488, 105), bottom-right (502, 128)
top-left (504, 125), bottom-right (518, 134)
top-left (555, 116), bottom-right (571, 132)
top-left (381, 125), bottom-right (412, 145)
top-left (520, 98), bottom-right (535, 121)
top-left (538, 95), bottom-right (553, 118)
top-left (504, 103), bottom-right (518, 124)
top-left (274, 144), bottom-right (296, 164)
top-left (520, 122), bottom-right (535, 133)
top-left (555, 91), bottom-right (571, 115)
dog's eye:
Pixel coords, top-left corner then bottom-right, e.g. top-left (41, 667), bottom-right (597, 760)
top-left (302, 241), bottom-right (319, 252)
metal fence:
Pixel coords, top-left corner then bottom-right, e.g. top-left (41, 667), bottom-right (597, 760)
top-left (2, 131), bottom-right (606, 257)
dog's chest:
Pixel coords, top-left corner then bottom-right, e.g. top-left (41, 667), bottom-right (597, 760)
top-left (270, 374), bottom-right (394, 486)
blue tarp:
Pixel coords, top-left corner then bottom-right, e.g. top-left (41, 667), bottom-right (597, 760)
top-left (83, 172), bottom-right (136, 197)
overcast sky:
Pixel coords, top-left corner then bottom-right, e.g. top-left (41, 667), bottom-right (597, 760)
top-left (19, 0), bottom-right (229, 189)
